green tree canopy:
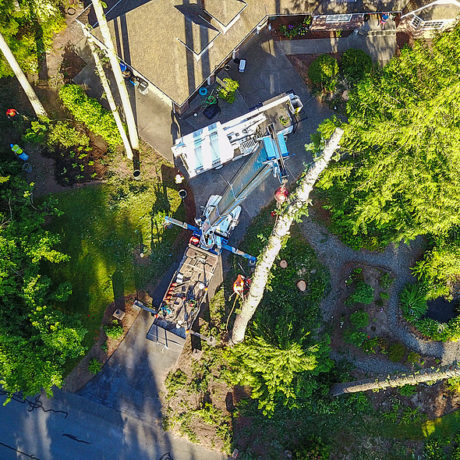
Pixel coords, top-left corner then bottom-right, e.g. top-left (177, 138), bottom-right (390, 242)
top-left (317, 25), bottom-right (460, 249)
top-left (226, 328), bottom-right (332, 416)
top-left (0, 0), bottom-right (64, 77)
top-left (0, 160), bottom-right (86, 402)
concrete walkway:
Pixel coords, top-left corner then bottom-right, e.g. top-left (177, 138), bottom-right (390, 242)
top-left (277, 33), bottom-right (397, 65)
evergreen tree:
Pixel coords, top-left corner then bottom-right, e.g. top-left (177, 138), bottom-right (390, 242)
top-left (226, 328), bottom-right (332, 416)
top-left (0, 160), bottom-right (86, 402)
top-left (318, 25), bottom-right (460, 249)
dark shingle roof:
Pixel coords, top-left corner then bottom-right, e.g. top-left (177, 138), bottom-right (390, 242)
top-left (82, 0), bottom-right (407, 106)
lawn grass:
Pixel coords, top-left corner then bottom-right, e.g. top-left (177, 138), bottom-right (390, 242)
top-left (48, 174), bottom-right (185, 348)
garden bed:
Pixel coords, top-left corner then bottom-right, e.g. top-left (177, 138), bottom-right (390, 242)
top-left (399, 283), bottom-right (460, 342)
top-left (330, 263), bottom-right (438, 370)
top-left (365, 379), bottom-right (460, 421)
top-left (269, 16), bottom-right (353, 40)
top-left (53, 128), bottom-right (108, 185)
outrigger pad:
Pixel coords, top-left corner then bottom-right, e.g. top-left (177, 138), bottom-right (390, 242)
top-left (146, 322), bottom-right (186, 351)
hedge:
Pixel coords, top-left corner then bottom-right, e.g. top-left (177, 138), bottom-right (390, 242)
top-left (59, 84), bottom-right (122, 150)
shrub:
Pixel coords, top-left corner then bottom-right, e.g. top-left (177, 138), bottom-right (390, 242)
top-left (380, 291), bottom-right (390, 301)
top-left (362, 337), bottom-right (379, 354)
top-left (59, 84), bottom-right (122, 150)
top-left (400, 283), bottom-right (427, 319)
top-left (350, 310), bottom-right (369, 329)
top-left (379, 272), bottom-right (393, 289)
top-left (416, 316), bottom-right (460, 342)
top-left (23, 120), bottom-right (49, 144)
top-left (48, 121), bottom-right (90, 149)
top-left (88, 358), bottom-right (102, 374)
top-left (406, 351), bottom-right (421, 366)
top-left (341, 49), bottom-right (372, 84)
top-left (344, 329), bottom-right (367, 348)
top-left (447, 376), bottom-right (460, 393)
top-left (308, 54), bottom-right (339, 93)
top-left (104, 320), bottom-right (124, 339)
top-left (218, 78), bottom-right (239, 103)
top-left (388, 342), bottom-right (406, 362)
top-left (294, 435), bottom-right (330, 459)
top-left (346, 281), bottom-right (374, 305)
top-left (399, 384), bottom-right (417, 396)
top-left (165, 369), bottom-right (188, 399)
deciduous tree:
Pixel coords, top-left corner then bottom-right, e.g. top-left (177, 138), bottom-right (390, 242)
top-left (0, 160), bottom-right (86, 402)
top-left (231, 128), bottom-right (344, 344)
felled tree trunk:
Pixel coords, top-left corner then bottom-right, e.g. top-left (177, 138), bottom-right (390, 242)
top-left (331, 363), bottom-right (460, 396)
top-left (91, 0), bottom-right (138, 155)
top-left (0, 30), bottom-right (47, 118)
top-left (83, 27), bottom-right (133, 159)
top-left (231, 128), bottom-right (344, 344)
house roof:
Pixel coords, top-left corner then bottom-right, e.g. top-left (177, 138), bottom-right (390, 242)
top-left (203, 0), bottom-right (247, 26)
top-left (403, 0), bottom-right (460, 19)
top-left (81, 1), bottom-right (407, 106)
top-left (418, 4), bottom-right (460, 20)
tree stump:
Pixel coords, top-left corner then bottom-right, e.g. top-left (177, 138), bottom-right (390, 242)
top-left (280, 260), bottom-right (288, 269)
top-left (296, 280), bottom-right (307, 291)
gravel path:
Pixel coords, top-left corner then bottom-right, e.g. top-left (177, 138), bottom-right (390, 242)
top-left (300, 217), bottom-right (460, 372)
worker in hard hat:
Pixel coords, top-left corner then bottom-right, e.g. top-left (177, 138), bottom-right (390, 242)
top-left (6, 108), bottom-right (18, 120)
top-left (233, 274), bottom-right (250, 297)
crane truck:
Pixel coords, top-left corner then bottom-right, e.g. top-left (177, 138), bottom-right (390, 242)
top-left (141, 92), bottom-right (302, 350)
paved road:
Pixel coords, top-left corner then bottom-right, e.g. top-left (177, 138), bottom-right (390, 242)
top-left (0, 390), bottom-right (224, 460)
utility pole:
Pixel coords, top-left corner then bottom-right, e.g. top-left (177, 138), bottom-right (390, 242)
top-left (83, 26), bottom-right (133, 159)
top-left (231, 128), bottom-right (344, 344)
top-left (91, 0), bottom-right (139, 151)
top-left (0, 30), bottom-right (47, 118)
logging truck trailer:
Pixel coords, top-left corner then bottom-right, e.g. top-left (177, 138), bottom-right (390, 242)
top-left (146, 244), bottom-right (219, 350)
